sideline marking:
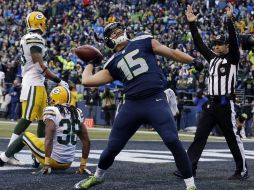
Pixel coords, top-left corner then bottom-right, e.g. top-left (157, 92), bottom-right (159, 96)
top-left (1, 120), bottom-right (254, 142)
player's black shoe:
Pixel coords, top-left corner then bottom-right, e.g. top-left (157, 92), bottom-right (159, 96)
top-left (32, 155), bottom-right (40, 168)
top-left (173, 169), bottom-right (196, 178)
top-left (0, 158), bottom-right (5, 167)
top-left (228, 171), bottom-right (249, 180)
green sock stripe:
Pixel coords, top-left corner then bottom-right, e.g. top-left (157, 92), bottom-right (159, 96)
top-left (28, 86), bottom-right (37, 120)
top-left (23, 87), bottom-right (32, 119)
top-left (23, 134), bottom-right (45, 159)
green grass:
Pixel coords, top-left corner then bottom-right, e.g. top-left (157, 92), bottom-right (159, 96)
top-left (0, 122), bottom-right (168, 140)
top-left (1, 121), bottom-right (252, 142)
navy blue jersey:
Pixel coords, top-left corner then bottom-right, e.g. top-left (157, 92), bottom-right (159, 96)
top-left (103, 35), bottom-right (166, 99)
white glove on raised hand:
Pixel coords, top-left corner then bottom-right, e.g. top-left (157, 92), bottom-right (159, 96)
top-left (58, 80), bottom-right (69, 89)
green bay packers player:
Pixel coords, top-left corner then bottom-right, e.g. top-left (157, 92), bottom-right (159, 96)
top-left (0, 86), bottom-right (91, 175)
top-left (5, 11), bottom-right (69, 165)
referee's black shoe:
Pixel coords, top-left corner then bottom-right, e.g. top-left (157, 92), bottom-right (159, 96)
top-left (173, 169), bottom-right (196, 178)
top-left (228, 171), bottom-right (249, 180)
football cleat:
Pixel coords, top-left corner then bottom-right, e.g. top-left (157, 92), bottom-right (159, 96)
top-left (228, 171), bottom-right (249, 180)
top-left (187, 186), bottom-right (197, 190)
top-left (7, 156), bottom-right (24, 166)
top-left (0, 158), bottom-right (5, 166)
top-left (74, 176), bottom-right (104, 190)
top-left (32, 155), bottom-right (40, 168)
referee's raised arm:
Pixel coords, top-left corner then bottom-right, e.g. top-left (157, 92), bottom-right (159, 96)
top-left (225, 3), bottom-right (240, 63)
top-left (185, 5), bottom-right (214, 62)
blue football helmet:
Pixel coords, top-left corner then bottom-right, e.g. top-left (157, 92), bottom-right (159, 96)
top-left (103, 22), bottom-right (128, 49)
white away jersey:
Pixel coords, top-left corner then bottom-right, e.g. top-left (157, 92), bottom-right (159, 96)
top-left (43, 106), bottom-right (84, 163)
top-left (20, 32), bottom-right (47, 86)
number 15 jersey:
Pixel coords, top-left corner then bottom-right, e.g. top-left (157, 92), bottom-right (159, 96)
top-left (43, 106), bottom-right (84, 163)
top-left (103, 34), bottom-right (166, 100)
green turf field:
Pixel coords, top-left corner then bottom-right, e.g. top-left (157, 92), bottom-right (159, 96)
top-left (1, 121), bottom-right (250, 142)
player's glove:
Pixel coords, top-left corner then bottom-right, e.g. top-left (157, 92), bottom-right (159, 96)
top-left (192, 58), bottom-right (204, 72)
top-left (32, 165), bottom-right (52, 175)
top-left (75, 167), bottom-right (93, 175)
top-left (75, 158), bottom-right (92, 175)
top-left (58, 80), bottom-right (69, 89)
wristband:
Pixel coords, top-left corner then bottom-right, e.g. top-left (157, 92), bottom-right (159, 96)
top-left (44, 157), bottom-right (51, 165)
top-left (41, 67), bottom-right (48, 75)
top-left (80, 158), bottom-right (87, 166)
top-left (53, 76), bottom-right (61, 83)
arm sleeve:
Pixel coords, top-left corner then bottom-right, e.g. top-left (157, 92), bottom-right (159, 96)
top-left (189, 22), bottom-right (214, 62)
top-left (226, 18), bottom-right (240, 64)
top-left (30, 46), bottom-right (42, 53)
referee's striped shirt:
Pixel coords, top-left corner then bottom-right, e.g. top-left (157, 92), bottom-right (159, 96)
top-left (208, 56), bottom-right (237, 95)
top-left (189, 18), bottom-right (240, 96)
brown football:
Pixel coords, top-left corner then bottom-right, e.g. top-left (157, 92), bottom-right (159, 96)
top-left (75, 45), bottom-right (103, 62)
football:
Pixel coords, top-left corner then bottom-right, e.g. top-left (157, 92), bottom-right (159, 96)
top-left (75, 45), bottom-right (103, 62)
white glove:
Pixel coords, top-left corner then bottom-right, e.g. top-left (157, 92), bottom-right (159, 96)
top-left (58, 80), bottom-right (69, 89)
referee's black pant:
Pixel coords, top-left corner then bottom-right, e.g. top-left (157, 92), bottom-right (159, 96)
top-left (188, 98), bottom-right (247, 174)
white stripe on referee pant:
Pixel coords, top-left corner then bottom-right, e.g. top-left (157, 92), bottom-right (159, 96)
top-left (26, 86), bottom-right (35, 120)
top-left (230, 100), bottom-right (247, 173)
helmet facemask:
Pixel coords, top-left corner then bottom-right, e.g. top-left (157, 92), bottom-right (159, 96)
top-left (112, 31), bottom-right (128, 47)
top-left (104, 22), bottom-right (129, 49)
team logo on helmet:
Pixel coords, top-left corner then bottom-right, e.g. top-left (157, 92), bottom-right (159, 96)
top-left (26, 11), bottom-right (47, 34)
top-left (36, 13), bottom-right (44, 20)
top-left (51, 88), bottom-right (61, 95)
top-left (49, 86), bottom-right (71, 106)
top-left (216, 35), bottom-right (221, 40)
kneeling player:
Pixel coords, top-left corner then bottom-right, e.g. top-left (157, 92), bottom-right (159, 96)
top-left (0, 86), bottom-right (90, 174)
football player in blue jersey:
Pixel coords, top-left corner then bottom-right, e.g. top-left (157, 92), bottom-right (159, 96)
top-left (74, 22), bottom-right (201, 190)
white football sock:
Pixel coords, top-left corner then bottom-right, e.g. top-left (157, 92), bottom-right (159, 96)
top-left (184, 177), bottom-right (195, 189)
top-left (0, 152), bottom-right (10, 162)
top-left (94, 166), bottom-right (106, 179)
top-left (8, 133), bottom-right (19, 147)
top-left (39, 137), bottom-right (45, 142)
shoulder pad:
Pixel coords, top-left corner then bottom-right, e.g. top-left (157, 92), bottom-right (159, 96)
top-left (131, 34), bottom-right (153, 42)
top-left (43, 106), bottom-right (58, 116)
top-left (24, 33), bottom-right (45, 45)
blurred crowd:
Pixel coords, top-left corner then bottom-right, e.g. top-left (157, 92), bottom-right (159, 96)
top-left (0, 0), bottom-right (254, 133)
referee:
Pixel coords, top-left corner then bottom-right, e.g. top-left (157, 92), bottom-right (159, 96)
top-left (174, 3), bottom-right (248, 180)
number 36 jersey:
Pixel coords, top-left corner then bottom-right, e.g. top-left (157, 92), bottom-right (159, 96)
top-left (43, 106), bottom-right (84, 163)
top-left (20, 32), bottom-right (47, 87)
top-left (103, 34), bottom-right (166, 100)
